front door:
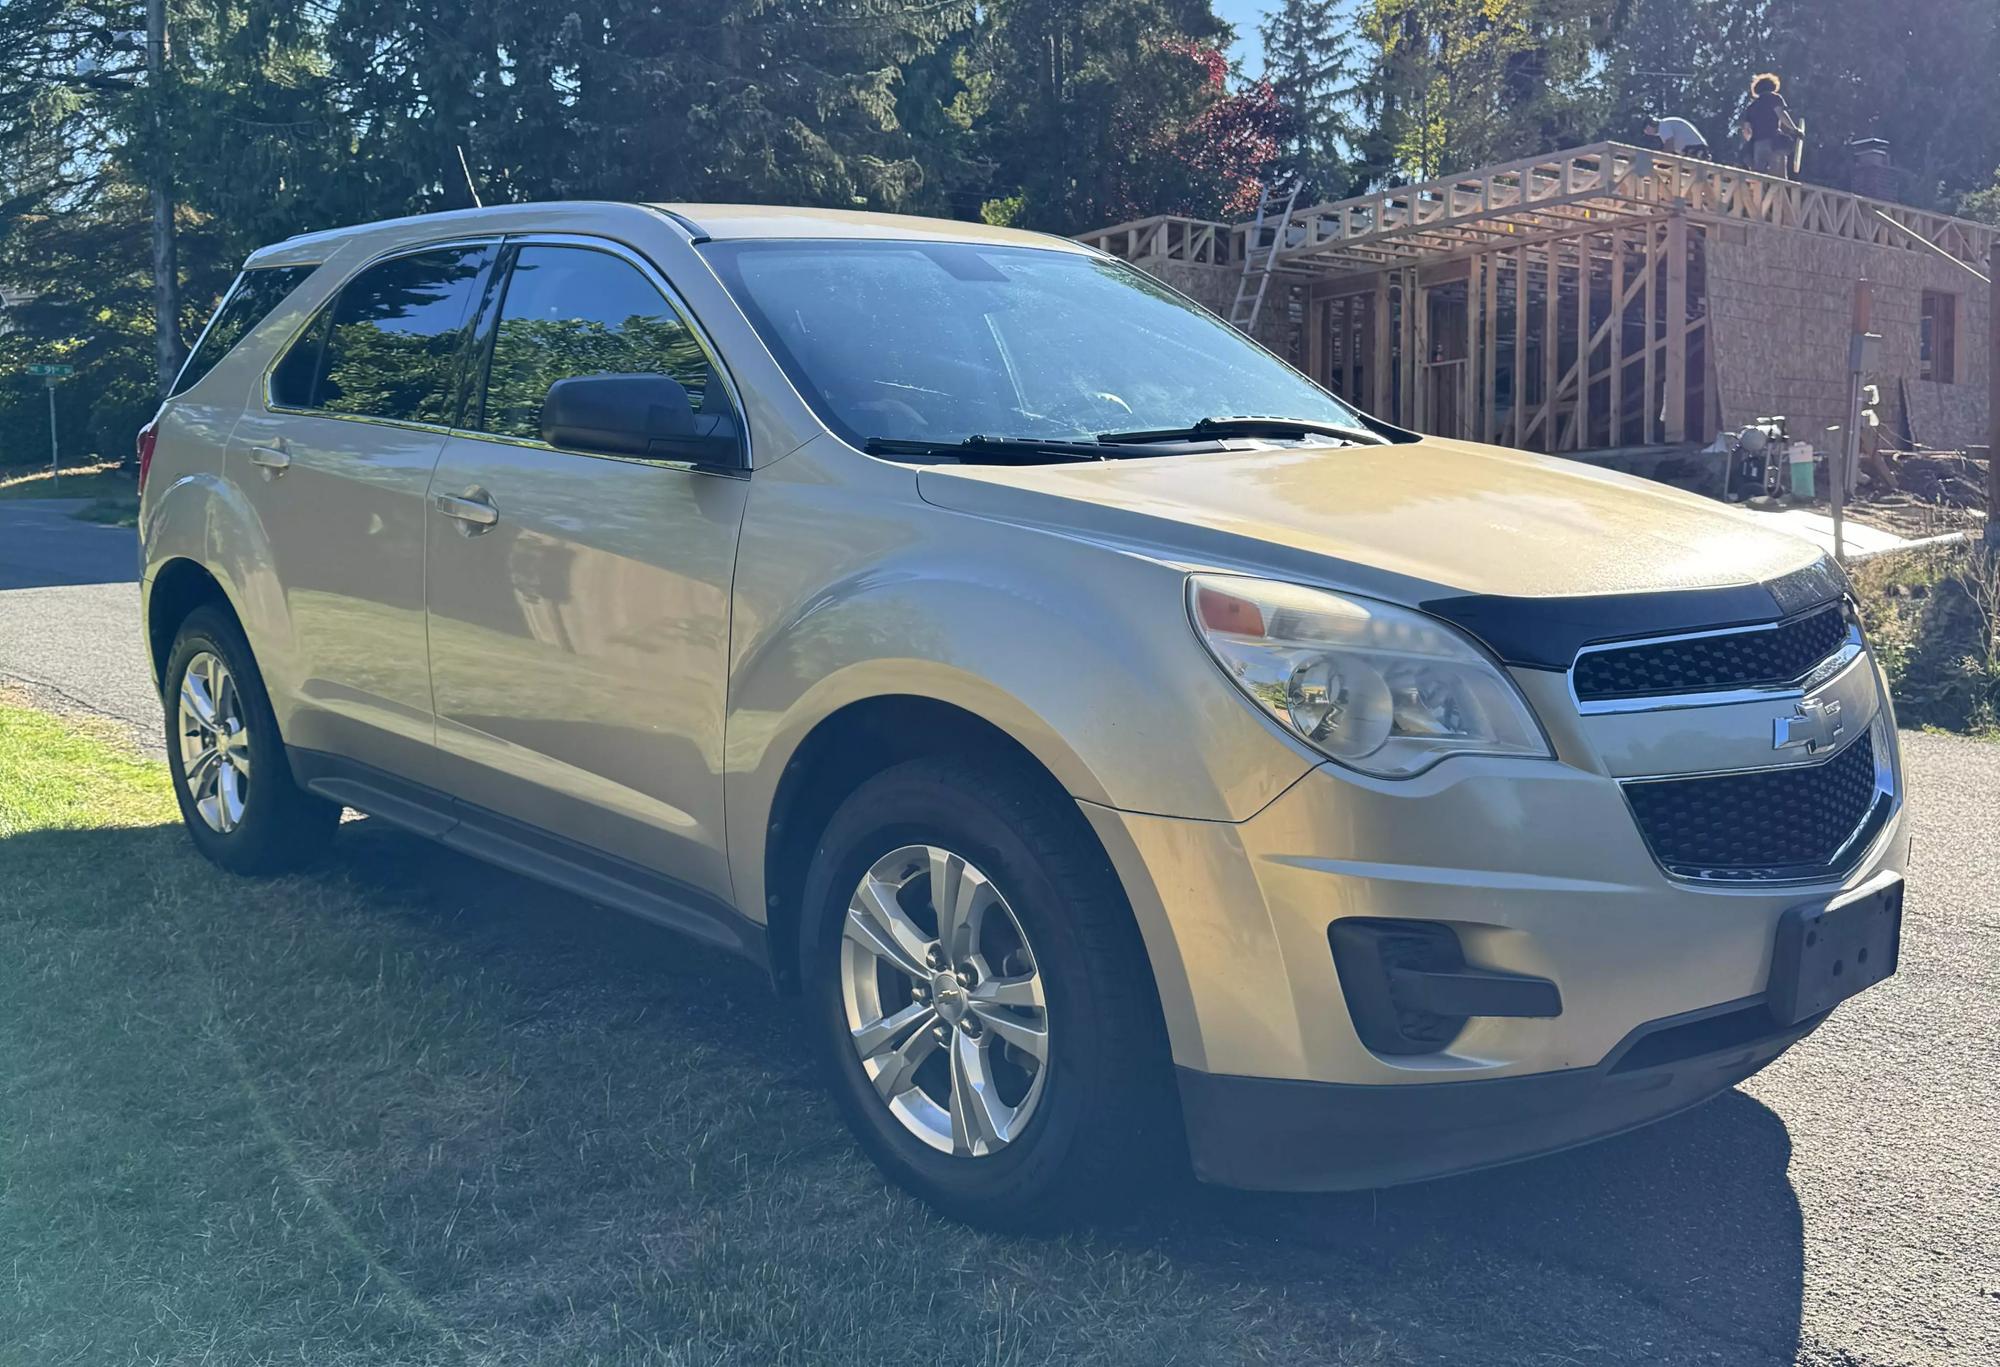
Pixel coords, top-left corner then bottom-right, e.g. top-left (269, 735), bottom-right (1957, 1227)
top-left (422, 239), bottom-right (749, 900)
top-left (227, 242), bottom-right (495, 773)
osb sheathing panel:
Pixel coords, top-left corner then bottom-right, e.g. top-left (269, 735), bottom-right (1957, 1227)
top-left (1143, 260), bottom-right (1304, 364)
top-left (1705, 224), bottom-right (1989, 452)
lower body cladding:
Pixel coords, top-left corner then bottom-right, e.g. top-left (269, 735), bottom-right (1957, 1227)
top-left (1081, 749), bottom-right (1910, 1193)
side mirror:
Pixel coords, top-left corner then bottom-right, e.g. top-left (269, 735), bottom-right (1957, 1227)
top-left (540, 374), bottom-right (742, 468)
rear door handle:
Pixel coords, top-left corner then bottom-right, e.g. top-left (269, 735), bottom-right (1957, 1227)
top-left (434, 490), bottom-right (499, 532)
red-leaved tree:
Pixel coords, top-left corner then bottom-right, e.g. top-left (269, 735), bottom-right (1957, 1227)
top-left (1107, 39), bottom-right (1283, 223)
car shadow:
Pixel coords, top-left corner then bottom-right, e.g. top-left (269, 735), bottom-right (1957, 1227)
top-left (316, 814), bottom-right (1810, 1362)
top-left (1124, 1090), bottom-right (1806, 1360)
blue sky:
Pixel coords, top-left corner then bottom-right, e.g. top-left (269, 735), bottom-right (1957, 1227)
top-left (1214, 0), bottom-right (1275, 70)
top-left (1215, 2), bottom-right (1362, 75)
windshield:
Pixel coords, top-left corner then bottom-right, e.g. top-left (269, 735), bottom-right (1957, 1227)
top-left (698, 239), bottom-right (1364, 450)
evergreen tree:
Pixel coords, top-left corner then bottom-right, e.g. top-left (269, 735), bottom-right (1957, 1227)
top-left (1258, 0), bottom-right (1357, 201)
top-left (967, 0), bottom-right (1244, 233)
top-left (313, 0), bottom-right (977, 214)
top-left (1356, 0), bottom-right (1599, 183)
top-left (0, 1), bottom-right (348, 457)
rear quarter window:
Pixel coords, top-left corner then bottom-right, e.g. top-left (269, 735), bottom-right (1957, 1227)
top-left (267, 245), bottom-right (492, 424)
top-left (171, 265), bottom-right (317, 397)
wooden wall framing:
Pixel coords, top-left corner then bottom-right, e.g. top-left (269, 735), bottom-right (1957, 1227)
top-left (1308, 212), bottom-right (1710, 454)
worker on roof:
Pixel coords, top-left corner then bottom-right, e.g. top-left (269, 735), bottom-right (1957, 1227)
top-left (1739, 73), bottom-right (1803, 179)
top-left (1644, 116), bottom-right (1711, 159)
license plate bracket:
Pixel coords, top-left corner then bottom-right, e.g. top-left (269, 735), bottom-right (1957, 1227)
top-left (1768, 875), bottom-right (1903, 1026)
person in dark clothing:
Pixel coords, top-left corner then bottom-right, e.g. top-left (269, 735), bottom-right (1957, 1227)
top-left (1739, 73), bottom-right (1801, 178)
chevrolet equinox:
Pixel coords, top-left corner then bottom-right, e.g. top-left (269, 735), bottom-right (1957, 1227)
top-left (138, 202), bottom-right (1908, 1227)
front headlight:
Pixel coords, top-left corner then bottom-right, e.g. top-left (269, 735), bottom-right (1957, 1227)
top-left (1188, 574), bottom-right (1551, 778)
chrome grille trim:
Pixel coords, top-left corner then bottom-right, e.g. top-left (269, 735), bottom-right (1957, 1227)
top-left (1570, 605), bottom-right (1863, 716)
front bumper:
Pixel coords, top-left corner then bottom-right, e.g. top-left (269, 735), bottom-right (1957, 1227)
top-left (1079, 712), bottom-right (1910, 1190)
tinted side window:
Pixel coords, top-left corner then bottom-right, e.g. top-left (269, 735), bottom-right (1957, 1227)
top-left (479, 246), bottom-right (722, 441)
top-left (299, 246), bottom-right (490, 424)
top-left (172, 264), bottom-right (316, 397)
top-left (269, 308), bottom-right (326, 409)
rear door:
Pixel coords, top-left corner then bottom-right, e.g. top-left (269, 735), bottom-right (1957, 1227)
top-left (227, 241), bottom-right (496, 773)
top-left (421, 236), bottom-right (750, 900)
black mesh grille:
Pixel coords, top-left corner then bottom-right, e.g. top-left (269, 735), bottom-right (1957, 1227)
top-left (1575, 605), bottom-right (1849, 701)
top-left (1624, 730), bottom-right (1882, 877)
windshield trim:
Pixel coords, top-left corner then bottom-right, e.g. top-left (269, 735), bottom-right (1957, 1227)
top-left (696, 236), bottom-right (1366, 458)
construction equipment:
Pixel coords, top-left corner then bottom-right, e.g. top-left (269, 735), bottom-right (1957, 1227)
top-left (1722, 416), bottom-right (1795, 502)
top-left (1229, 181), bottom-right (1302, 334)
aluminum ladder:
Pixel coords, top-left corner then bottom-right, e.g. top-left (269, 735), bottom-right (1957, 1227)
top-left (1228, 180), bottom-right (1302, 334)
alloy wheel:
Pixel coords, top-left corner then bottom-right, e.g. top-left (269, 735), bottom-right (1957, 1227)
top-left (177, 650), bottom-right (252, 834)
top-left (839, 844), bottom-right (1050, 1156)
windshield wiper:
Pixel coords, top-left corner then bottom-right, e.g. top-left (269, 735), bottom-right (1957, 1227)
top-left (1096, 415), bottom-right (1386, 446)
top-left (863, 435), bottom-right (1112, 465)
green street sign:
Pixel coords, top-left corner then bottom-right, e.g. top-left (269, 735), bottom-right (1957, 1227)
top-left (25, 363), bottom-right (73, 377)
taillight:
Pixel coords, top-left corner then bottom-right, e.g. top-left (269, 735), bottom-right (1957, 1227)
top-left (137, 418), bottom-right (159, 493)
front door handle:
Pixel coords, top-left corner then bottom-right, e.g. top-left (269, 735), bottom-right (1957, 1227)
top-left (247, 441), bottom-right (291, 476)
top-left (434, 489), bottom-right (499, 533)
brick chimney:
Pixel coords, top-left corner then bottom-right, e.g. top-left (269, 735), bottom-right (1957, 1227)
top-left (1849, 139), bottom-right (1896, 201)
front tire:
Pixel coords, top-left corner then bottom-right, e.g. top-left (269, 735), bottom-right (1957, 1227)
top-left (163, 606), bottom-right (337, 875)
top-left (801, 755), bottom-right (1174, 1229)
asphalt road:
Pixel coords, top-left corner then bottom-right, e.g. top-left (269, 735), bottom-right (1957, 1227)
top-left (1, 496), bottom-right (1994, 1365)
top-left (0, 499), bottom-right (161, 751)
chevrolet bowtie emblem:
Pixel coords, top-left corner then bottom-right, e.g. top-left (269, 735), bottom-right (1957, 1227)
top-left (1774, 697), bottom-right (1844, 754)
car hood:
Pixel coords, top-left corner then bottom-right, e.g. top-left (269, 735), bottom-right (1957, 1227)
top-left (915, 436), bottom-right (1824, 605)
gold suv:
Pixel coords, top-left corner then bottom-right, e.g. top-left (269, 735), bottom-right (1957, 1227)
top-left (138, 203), bottom-right (1908, 1227)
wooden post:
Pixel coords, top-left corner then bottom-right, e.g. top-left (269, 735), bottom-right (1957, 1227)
top-left (1339, 298), bottom-right (1351, 399)
top-left (1412, 271), bottom-right (1429, 430)
top-left (1306, 298), bottom-right (1327, 389)
top-left (1343, 299), bottom-right (1356, 400)
top-left (1664, 211), bottom-right (1689, 442)
top-left (1373, 273), bottom-right (1391, 415)
top-left (1576, 238), bottom-right (1592, 450)
top-left (1403, 269), bottom-right (1419, 427)
top-left (1352, 299), bottom-right (1364, 402)
top-left (1610, 230), bottom-right (1625, 447)
top-left (1512, 246), bottom-right (1527, 446)
top-left (1463, 296), bottom-right (1476, 441)
top-left (1544, 244), bottom-right (1560, 451)
top-left (1356, 298), bottom-right (1367, 401)
top-left (1483, 248), bottom-right (1499, 441)
top-left (1643, 222), bottom-right (1658, 444)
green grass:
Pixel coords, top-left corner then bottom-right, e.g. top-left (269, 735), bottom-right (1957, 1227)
top-left (0, 460), bottom-right (133, 502)
top-left (0, 701), bottom-right (1409, 1366)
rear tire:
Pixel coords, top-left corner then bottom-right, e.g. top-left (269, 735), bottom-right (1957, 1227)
top-left (163, 606), bottom-right (338, 875)
top-left (801, 754), bottom-right (1175, 1229)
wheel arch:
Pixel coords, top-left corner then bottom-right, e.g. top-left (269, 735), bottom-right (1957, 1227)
top-left (763, 695), bottom-right (1100, 991)
top-left (141, 466), bottom-right (284, 684)
top-left (145, 557), bottom-right (245, 695)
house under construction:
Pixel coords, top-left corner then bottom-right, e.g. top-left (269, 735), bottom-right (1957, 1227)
top-left (1080, 142), bottom-right (1994, 466)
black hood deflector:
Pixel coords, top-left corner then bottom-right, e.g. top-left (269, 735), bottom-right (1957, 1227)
top-left (1423, 555), bottom-right (1849, 671)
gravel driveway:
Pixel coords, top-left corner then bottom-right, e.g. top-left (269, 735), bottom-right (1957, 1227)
top-left (1, 495), bottom-right (1993, 1364)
